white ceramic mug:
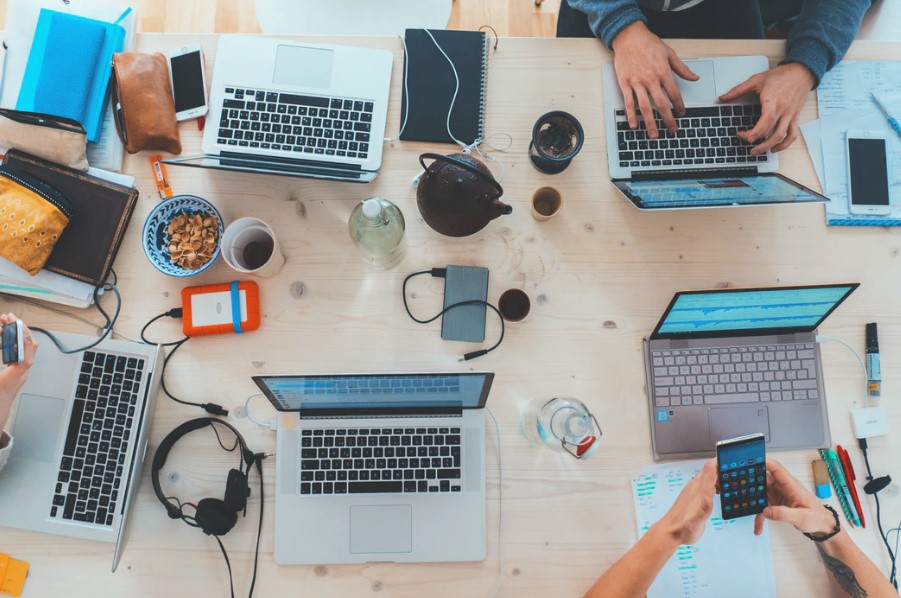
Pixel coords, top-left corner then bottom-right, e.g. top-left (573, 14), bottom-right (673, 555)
top-left (221, 217), bottom-right (286, 278)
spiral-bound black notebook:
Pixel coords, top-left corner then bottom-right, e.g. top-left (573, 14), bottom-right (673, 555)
top-left (400, 29), bottom-right (489, 145)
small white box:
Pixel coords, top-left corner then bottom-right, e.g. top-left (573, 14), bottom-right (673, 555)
top-left (852, 406), bottom-right (889, 439)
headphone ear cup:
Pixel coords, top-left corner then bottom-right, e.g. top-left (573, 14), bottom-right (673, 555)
top-left (194, 498), bottom-right (238, 536)
top-left (224, 469), bottom-right (249, 512)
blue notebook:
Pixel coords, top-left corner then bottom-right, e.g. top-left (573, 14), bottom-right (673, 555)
top-left (16, 9), bottom-right (127, 143)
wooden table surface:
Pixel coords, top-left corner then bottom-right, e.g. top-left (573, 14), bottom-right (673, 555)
top-left (3, 34), bottom-right (901, 598)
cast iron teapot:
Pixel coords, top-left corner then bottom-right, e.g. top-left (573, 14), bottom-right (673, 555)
top-left (416, 152), bottom-right (512, 237)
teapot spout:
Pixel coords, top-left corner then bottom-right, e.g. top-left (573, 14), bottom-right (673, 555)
top-left (491, 198), bottom-right (513, 218)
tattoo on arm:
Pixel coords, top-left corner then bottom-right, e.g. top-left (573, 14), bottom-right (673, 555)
top-left (816, 543), bottom-right (868, 598)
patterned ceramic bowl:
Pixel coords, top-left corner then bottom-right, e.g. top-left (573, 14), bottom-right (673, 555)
top-left (141, 195), bottom-right (224, 277)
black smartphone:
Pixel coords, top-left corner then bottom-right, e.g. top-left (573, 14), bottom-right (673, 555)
top-left (2, 321), bottom-right (24, 365)
top-left (716, 433), bottom-right (767, 520)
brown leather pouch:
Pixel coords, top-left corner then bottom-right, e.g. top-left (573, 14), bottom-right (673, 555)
top-left (111, 53), bottom-right (182, 155)
top-left (0, 164), bottom-right (73, 275)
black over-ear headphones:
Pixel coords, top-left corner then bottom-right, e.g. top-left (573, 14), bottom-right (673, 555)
top-left (151, 417), bottom-right (254, 535)
top-left (151, 417), bottom-right (267, 598)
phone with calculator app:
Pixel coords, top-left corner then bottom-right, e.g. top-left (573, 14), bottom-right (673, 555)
top-left (716, 433), bottom-right (767, 520)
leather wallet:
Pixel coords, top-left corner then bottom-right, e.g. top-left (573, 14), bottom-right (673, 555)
top-left (0, 109), bottom-right (89, 171)
top-left (4, 151), bottom-right (138, 286)
top-left (0, 164), bottom-right (73, 276)
top-left (111, 52), bottom-right (181, 155)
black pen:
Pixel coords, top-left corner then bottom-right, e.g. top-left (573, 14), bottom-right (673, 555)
top-left (866, 323), bottom-right (881, 398)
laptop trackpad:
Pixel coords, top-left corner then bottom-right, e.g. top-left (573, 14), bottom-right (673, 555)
top-left (349, 505), bottom-right (412, 554)
top-left (12, 394), bottom-right (66, 463)
top-left (676, 60), bottom-right (717, 105)
top-left (708, 405), bottom-right (770, 444)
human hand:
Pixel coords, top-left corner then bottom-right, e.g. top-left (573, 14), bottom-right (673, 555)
top-left (657, 458), bottom-right (717, 545)
top-left (611, 21), bottom-right (699, 140)
top-left (718, 63), bottom-right (815, 155)
top-left (753, 459), bottom-right (837, 536)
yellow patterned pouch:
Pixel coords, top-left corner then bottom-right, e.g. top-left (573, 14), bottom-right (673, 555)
top-left (0, 165), bottom-right (73, 275)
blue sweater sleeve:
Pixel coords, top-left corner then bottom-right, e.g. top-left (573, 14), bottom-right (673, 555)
top-left (564, 0), bottom-right (647, 48)
top-left (782, 0), bottom-right (871, 86)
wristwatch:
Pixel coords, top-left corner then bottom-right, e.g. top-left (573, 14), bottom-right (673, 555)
top-left (804, 504), bottom-right (841, 542)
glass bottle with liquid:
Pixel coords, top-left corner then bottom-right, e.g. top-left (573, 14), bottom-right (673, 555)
top-left (523, 397), bottom-right (601, 459)
top-left (348, 197), bottom-right (406, 270)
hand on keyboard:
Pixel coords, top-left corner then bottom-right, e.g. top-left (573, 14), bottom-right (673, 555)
top-left (718, 62), bottom-right (816, 155)
top-left (611, 21), bottom-right (699, 139)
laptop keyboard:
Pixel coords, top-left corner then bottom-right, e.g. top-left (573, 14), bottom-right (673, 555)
top-left (615, 105), bottom-right (769, 169)
top-left (217, 87), bottom-right (374, 160)
top-left (651, 343), bottom-right (819, 407)
top-left (51, 351), bottom-right (145, 526)
top-left (300, 427), bottom-right (463, 495)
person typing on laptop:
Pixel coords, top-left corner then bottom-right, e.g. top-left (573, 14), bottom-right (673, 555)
top-left (584, 459), bottom-right (896, 598)
top-left (561, 0), bottom-right (870, 155)
top-left (0, 314), bottom-right (38, 473)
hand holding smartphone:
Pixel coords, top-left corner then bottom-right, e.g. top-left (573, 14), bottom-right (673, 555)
top-left (846, 130), bottom-right (891, 216)
top-left (168, 43), bottom-right (208, 121)
top-left (2, 321), bottom-right (24, 365)
top-left (716, 433), bottom-right (767, 520)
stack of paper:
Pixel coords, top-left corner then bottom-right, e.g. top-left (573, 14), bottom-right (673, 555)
top-left (0, 0), bottom-right (137, 172)
top-left (800, 61), bottom-right (901, 226)
top-left (632, 460), bottom-right (776, 598)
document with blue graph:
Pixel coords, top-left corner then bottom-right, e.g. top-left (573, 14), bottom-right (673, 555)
top-left (632, 459), bottom-right (776, 598)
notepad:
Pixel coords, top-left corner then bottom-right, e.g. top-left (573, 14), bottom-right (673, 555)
top-left (16, 9), bottom-right (126, 142)
top-left (400, 29), bottom-right (490, 145)
top-left (632, 460), bottom-right (776, 598)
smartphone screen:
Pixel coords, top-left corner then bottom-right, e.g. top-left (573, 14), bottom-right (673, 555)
top-left (716, 433), bottom-right (767, 520)
top-left (848, 137), bottom-right (890, 207)
top-left (170, 51), bottom-right (206, 113)
top-left (2, 322), bottom-right (21, 364)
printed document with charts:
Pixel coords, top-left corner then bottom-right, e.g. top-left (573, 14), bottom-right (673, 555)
top-left (632, 459), bottom-right (776, 598)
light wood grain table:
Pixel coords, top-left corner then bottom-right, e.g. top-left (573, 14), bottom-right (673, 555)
top-left (3, 34), bottom-right (901, 598)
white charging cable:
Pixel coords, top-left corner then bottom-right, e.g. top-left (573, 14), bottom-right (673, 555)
top-left (242, 393), bottom-right (278, 431)
top-left (816, 335), bottom-right (870, 407)
top-left (485, 406), bottom-right (505, 598)
top-left (383, 34), bottom-right (411, 143)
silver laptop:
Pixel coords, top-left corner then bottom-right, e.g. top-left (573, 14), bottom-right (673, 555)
top-left (252, 372), bottom-right (493, 565)
top-left (643, 284), bottom-right (859, 459)
top-left (163, 35), bottom-right (392, 183)
top-left (602, 56), bottom-right (828, 210)
top-left (0, 330), bottom-right (162, 571)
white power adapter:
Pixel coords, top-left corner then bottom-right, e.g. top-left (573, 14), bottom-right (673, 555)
top-left (852, 406), bottom-right (889, 439)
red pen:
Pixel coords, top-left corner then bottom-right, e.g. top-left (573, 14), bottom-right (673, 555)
top-left (837, 445), bottom-right (866, 528)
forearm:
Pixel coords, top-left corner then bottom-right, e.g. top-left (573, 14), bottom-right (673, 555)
top-left (816, 529), bottom-right (897, 597)
top-left (584, 523), bottom-right (679, 598)
top-left (0, 367), bottom-right (28, 431)
top-left (564, 0), bottom-right (646, 48)
top-left (783, 0), bottom-right (870, 86)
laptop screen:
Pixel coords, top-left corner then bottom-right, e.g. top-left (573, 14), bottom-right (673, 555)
top-left (613, 173), bottom-right (827, 210)
top-left (253, 373), bottom-right (494, 415)
top-left (651, 284), bottom-right (858, 339)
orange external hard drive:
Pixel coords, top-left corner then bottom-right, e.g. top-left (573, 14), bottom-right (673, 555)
top-left (181, 281), bottom-right (260, 336)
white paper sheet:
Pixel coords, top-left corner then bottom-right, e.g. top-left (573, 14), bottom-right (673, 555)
top-left (632, 459), bottom-right (777, 598)
top-left (817, 61), bottom-right (901, 116)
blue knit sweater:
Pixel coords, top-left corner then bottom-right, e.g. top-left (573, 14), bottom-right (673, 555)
top-left (566, 0), bottom-right (871, 85)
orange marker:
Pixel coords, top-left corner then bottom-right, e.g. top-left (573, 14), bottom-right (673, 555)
top-left (149, 154), bottom-right (173, 199)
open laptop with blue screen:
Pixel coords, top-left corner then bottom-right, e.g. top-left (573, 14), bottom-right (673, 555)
top-left (252, 372), bottom-right (493, 565)
top-left (602, 57), bottom-right (830, 210)
top-left (643, 284), bottom-right (858, 459)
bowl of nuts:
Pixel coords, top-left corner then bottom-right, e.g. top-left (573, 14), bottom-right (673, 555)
top-left (142, 195), bottom-right (224, 277)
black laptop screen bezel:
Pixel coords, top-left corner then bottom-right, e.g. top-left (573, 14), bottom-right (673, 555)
top-left (611, 171), bottom-right (829, 210)
top-left (251, 372), bottom-right (495, 417)
top-left (649, 283), bottom-right (860, 340)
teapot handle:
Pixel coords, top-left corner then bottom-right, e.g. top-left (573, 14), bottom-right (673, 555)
top-left (418, 152), bottom-right (504, 198)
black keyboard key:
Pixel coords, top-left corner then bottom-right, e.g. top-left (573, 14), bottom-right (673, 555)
top-left (281, 93), bottom-right (329, 108)
top-left (348, 481), bottom-right (403, 494)
top-left (437, 469), bottom-right (461, 479)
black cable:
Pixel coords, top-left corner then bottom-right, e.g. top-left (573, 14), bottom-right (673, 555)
top-left (30, 279), bottom-right (121, 354)
top-left (402, 269), bottom-right (505, 361)
top-left (859, 440), bottom-right (898, 588)
top-left (248, 454), bottom-right (266, 598)
top-left (214, 535), bottom-right (236, 598)
top-left (141, 309), bottom-right (229, 416)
